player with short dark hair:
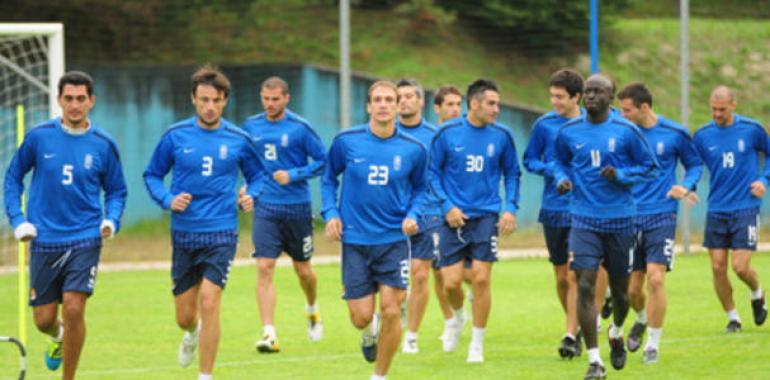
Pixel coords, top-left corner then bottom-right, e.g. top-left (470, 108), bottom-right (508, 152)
top-left (693, 85), bottom-right (769, 334)
top-left (243, 76), bottom-right (326, 353)
top-left (523, 68), bottom-right (584, 359)
top-left (618, 81), bottom-right (703, 364)
top-left (554, 74), bottom-right (659, 379)
top-left (430, 78), bottom-right (521, 363)
top-left (322, 80), bottom-right (427, 380)
top-left (4, 70), bottom-right (128, 380)
top-left (143, 65), bottom-right (264, 380)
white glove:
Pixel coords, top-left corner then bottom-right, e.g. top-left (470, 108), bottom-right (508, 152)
top-left (100, 219), bottom-right (116, 239)
top-left (14, 222), bottom-right (37, 241)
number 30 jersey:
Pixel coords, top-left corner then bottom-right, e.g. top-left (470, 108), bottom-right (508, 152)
top-left (4, 118), bottom-right (127, 243)
top-left (321, 125), bottom-right (427, 245)
top-left (144, 117), bottom-right (264, 233)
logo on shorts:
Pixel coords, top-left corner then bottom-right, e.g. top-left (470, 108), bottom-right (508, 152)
top-left (30, 288), bottom-right (36, 301)
top-left (738, 139), bottom-right (745, 152)
top-left (656, 142), bottom-right (664, 156)
top-left (84, 154), bottom-right (93, 169)
top-left (281, 133), bottom-right (289, 147)
top-left (487, 143), bottom-right (495, 157)
top-left (219, 144), bottom-right (228, 160)
top-left (608, 138), bottom-right (616, 152)
top-left (393, 155), bottom-right (402, 171)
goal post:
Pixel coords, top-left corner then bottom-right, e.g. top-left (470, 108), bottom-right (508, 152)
top-left (0, 22), bottom-right (65, 347)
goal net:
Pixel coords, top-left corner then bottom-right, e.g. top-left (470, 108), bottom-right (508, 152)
top-left (0, 23), bottom-right (64, 268)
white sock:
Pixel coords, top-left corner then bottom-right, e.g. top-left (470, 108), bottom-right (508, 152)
top-left (587, 348), bottom-right (603, 365)
top-left (727, 309), bottom-right (741, 322)
top-left (263, 325), bottom-right (276, 337)
top-left (371, 374), bottom-right (386, 380)
top-left (471, 327), bottom-right (485, 346)
top-left (405, 331), bottom-right (417, 341)
top-left (609, 323), bottom-right (623, 339)
top-left (453, 307), bottom-right (465, 322)
top-left (645, 327), bottom-right (662, 350)
top-left (361, 317), bottom-right (376, 335)
top-left (198, 374), bottom-right (212, 380)
top-left (751, 287), bottom-right (764, 300)
top-left (306, 303), bottom-right (318, 314)
top-left (444, 318), bottom-right (453, 328)
top-left (563, 332), bottom-right (576, 340)
top-left (596, 315), bottom-right (602, 331)
top-left (635, 307), bottom-right (648, 324)
top-left (52, 323), bottom-right (64, 342)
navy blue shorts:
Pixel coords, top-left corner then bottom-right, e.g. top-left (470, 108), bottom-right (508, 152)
top-left (633, 225), bottom-right (676, 271)
top-left (544, 226), bottom-right (570, 266)
top-left (704, 212), bottom-right (759, 251)
top-left (436, 214), bottom-right (498, 268)
top-left (29, 246), bottom-right (101, 306)
top-left (569, 228), bottom-right (635, 278)
top-left (411, 215), bottom-right (442, 261)
top-left (172, 244), bottom-right (237, 296)
top-left (341, 241), bottom-right (409, 300)
top-left (251, 215), bottom-right (313, 262)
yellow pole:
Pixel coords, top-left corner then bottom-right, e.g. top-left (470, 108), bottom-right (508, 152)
top-left (16, 104), bottom-right (27, 347)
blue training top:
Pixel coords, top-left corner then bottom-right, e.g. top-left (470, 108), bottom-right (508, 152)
top-left (397, 118), bottom-right (441, 217)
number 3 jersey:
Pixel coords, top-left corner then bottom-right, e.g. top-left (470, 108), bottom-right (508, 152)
top-left (4, 118), bottom-right (128, 243)
top-left (429, 117), bottom-right (521, 217)
top-left (321, 125), bottom-right (427, 245)
top-left (143, 117), bottom-right (264, 233)
top-left (554, 113), bottom-right (659, 219)
top-left (693, 114), bottom-right (770, 213)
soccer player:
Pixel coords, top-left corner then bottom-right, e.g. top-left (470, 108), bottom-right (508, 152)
top-left (4, 71), bottom-right (128, 380)
top-left (242, 76), bottom-right (326, 353)
top-left (321, 80), bottom-right (427, 380)
top-left (143, 66), bottom-right (264, 380)
top-left (523, 68), bottom-right (583, 359)
top-left (434, 85), bottom-right (463, 126)
top-left (430, 79), bottom-right (521, 363)
top-left (692, 85), bottom-right (769, 333)
top-left (553, 74), bottom-right (659, 379)
top-left (618, 82), bottom-right (703, 363)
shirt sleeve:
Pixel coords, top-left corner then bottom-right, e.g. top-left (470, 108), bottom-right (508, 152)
top-left (553, 129), bottom-right (572, 187)
top-left (678, 132), bottom-right (704, 191)
top-left (143, 133), bottom-right (176, 210)
top-left (502, 131), bottom-right (521, 214)
top-left (239, 138), bottom-right (266, 200)
top-left (287, 128), bottom-right (327, 183)
top-left (406, 146), bottom-right (428, 220)
top-left (428, 133), bottom-right (454, 214)
top-left (522, 122), bottom-right (553, 177)
top-left (100, 145), bottom-right (128, 233)
top-left (3, 132), bottom-right (37, 228)
top-left (615, 127), bottom-right (660, 186)
top-left (320, 136), bottom-right (345, 221)
top-left (754, 125), bottom-right (770, 188)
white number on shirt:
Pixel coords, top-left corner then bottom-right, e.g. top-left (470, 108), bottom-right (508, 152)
top-left (265, 143), bottom-right (277, 161)
top-left (62, 164), bottom-right (74, 185)
top-left (202, 156), bottom-right (213, 176)
top-left (722, 152), bottom-right (735, 168)
top-left (590, 149), bottom-right (601, 168)
top-left (367, 165), bottom-right (389, 185)
top-left (465, 155), bottom-right (484, 172)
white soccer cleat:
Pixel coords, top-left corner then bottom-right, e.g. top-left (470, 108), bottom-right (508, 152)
top-left (442, 314), bottom-right (465, 352)
top-left (307, 310), bottom-right (324, 342)
top-left (402, 336), bottom-right (419, 354)
top-left (178, 323), bottom-right (200, 368)
top-left (467, 343), bottom-right (484, 363)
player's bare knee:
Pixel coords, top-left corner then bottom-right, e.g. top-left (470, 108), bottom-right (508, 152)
top-left (379, 302), bottom-right (401, 323)
top-left (61, 301), bottom-right (85, 323)
top-left (411, 266), bottom-right (429, 285)
top-left (176, 313), bottom-right (196, 330)
top-left (33, 311), bottom-right (57, 332)
top-left (350, 312), bottom-right (373, 329)
top-left (731, 262), bottom-right (751, 279)
top-left (199, 294), bottom-right (220, 317)
top-left (258, 260), bottom-right (276, 278)
top-left (647, 272), bottom-right (665, 291)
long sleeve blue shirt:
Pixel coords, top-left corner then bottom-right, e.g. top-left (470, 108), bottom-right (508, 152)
top-left (397, 119), bottom-right (441, 217)
top-left (554, 113), bottom-right (659, 219)
top-left (321, 124), bottom-right (427, 245)
top-left (4, 118), bottom-right (128, 243)
top-left (693, 114), bottom-right (770, 213)
top-left (429, 116), bottom-right (521, 217)
top-left (143, 117), bottom-right (264, 232)
top-left (242, 110), bottom-right (326, 205)
top-left (633, 115), bottom-right (703, 215)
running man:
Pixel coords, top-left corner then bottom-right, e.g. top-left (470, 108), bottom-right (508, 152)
top-left (4, 71), bottom-right (128, 380)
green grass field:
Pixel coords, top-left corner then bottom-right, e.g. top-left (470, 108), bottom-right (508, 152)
top-left (1, 253), bottom-right (770, 379)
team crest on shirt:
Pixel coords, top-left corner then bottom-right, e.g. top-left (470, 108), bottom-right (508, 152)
top-left (608, 138), bottom-right (616, 152)
top-left (281, 133), bottom-right (289, 147)
top-left (487, 143), bottom-right (495, 157)
top-left (84, 154), bottom-right (93, 169)
top-left (656, 142), bottom-right (664, 156)
top-left (393, 155), bottom-right (402, 171)
top-left (738, 139), bottom-right (745, 152)
top-left (219, 144), bottom-right (228, 160)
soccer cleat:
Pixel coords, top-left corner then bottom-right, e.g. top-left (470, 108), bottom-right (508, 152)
top-left (558, 335), bottom-right (579, 359)
top-left (627, 322), bottom-right (646, 352)
top-left (725, 320), bottom-right (742, 333)
top-left (256, 333), bottom-right (280, 353)
top-left (609, 336), bottom-right (627, 370)
top-left (361, 313), bottom-right (379, 363)
top-left (442, 313), bottom-right (465, 352)
top-left (751, 293), bottom-right (767, 326)
top-left (642, 348), bottom-right (659, 364)
top-left (402, 336), bottom-right (419, 354)
top-left (601, 297), bottom-right (613, 320)
top-left (307, 310), bottom-right (324, 342)
top-left (178, 324), bottom-right (200, 368)
top-left (466, 343), bottom-right (484, 363)
top-left (583, 362), bottom-right (607, 380)
top-left (44, 338), bottom-right (63, 371)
